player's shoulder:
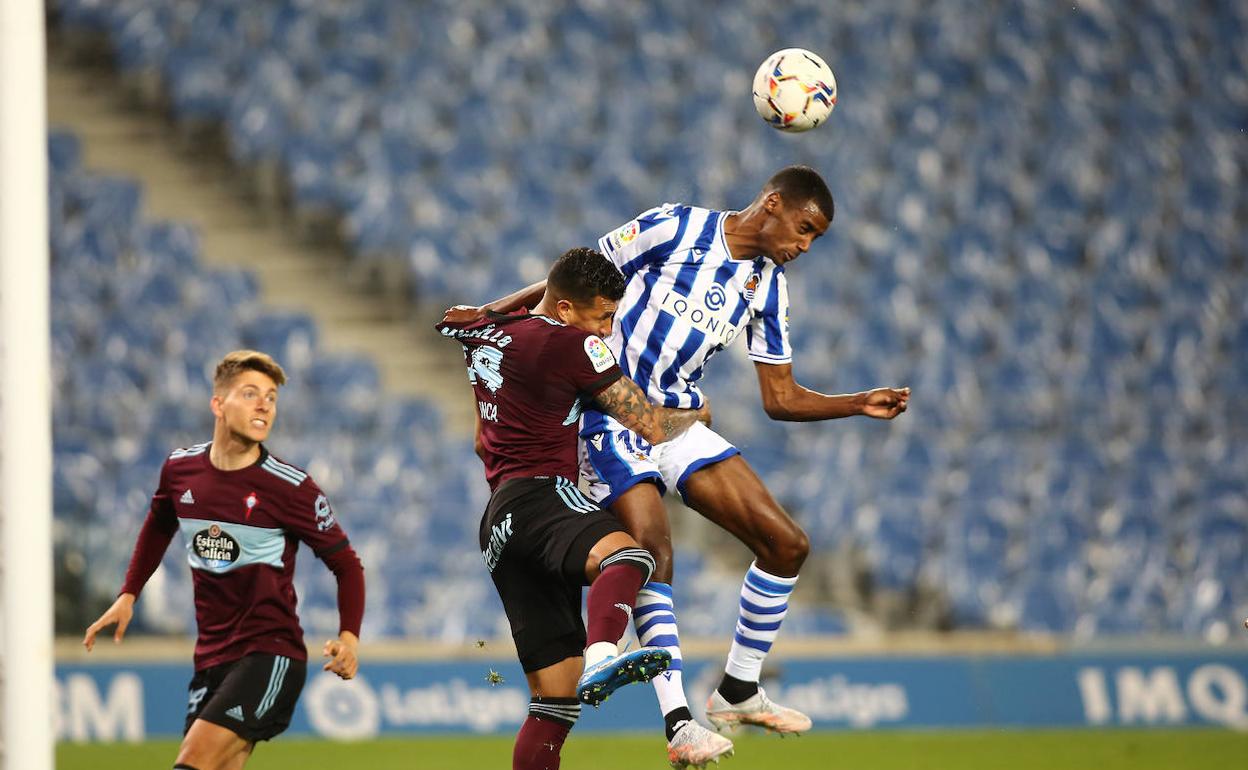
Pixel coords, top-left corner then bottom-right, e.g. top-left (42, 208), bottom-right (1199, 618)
top-left (604, 202), bottom-right (695, 248)
top-left (540, 318), bottom-right (592, 349)
top-left (639, 202), bottom-right (705, 230)
top-left (165, 441), bottom-right (211, 466)
top-left (256, 449), bottom-right (315, 490)
top-left (540, 322), bottom-right (613, 366)
top-left (439, 310), bottom-right (530, 338)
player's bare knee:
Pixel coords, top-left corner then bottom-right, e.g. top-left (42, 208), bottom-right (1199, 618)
top-left (174, 745), bottom-right (216, 770)
top-left (632, 529), bottom-right (673, 581)
top-left (649, 549), bottom-right (675, 583)
top-left (751, 515), bottom-right (808, 575)
top-left (779, 526), bottom-right (810, 572)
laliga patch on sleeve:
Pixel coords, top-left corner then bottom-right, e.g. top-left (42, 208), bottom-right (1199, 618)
top-left (609, 221), bottom-right (640, 250)
top-left (583, 335), bottom-right (615, 373)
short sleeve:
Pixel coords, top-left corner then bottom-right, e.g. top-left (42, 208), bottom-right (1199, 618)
top-left (746, 268), bottom-right (793, 365)
top-left (597, 205), bottom-right (688, 277)
top-left (551, 331), bottom-right (622, 396)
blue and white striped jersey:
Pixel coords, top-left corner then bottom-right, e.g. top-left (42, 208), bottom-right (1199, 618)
top-left (594, 203), bottom-right (791, 410)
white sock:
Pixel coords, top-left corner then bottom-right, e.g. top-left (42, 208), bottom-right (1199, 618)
top-left (634, 582), bottom-right (688, 716)
top-left (583, 641), bottom-right (618, 669)
top-left (724, 562), bottom-right (797, 683)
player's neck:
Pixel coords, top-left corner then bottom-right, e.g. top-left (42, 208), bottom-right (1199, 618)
top-left (208, 429), bottom-right (262, 471)
top-left (723, 208), bottom-right (767, 261)
top-left (532, 293), bottom-right (558, 319)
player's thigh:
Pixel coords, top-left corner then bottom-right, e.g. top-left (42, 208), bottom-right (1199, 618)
top-left (224, 743), bottom-right (255, 770)
top-left (176, 718), bottom-right (252, 770)
top-left (525, 655), bottom-right (584, 699)
top-left (482, 481), bottom-right (594, 673)
top-left (491, 561), bottom-right (587, 675)
top-left (189, 654), bottom-right (307, 749)
top-left (681, 454), bottom-right (808, 560)
top-left (607, 481), bottom-right (672, 559)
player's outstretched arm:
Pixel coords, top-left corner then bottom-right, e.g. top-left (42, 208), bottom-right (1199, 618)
top-left (441, 280), bottom-right (548, 324)
top-left (86, 492), bottom-right (180, 652)
top-left (83, 593), bottom-right (136, 651)
top-left (755, 362), bottom-right (910, 422)
top-left (594, 377), bottom-right (707, 445)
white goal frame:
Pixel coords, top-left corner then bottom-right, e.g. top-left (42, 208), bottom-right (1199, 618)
top-left (0, 0), bottom-right (54, 768)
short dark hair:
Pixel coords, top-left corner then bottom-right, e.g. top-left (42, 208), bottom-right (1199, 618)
top-left (546, 247), bottom-right (626, 306)
top-left (764, 165), bottom-right (834, 222)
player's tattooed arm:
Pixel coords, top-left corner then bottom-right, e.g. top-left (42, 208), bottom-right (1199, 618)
top-left (593, 377), bottom-right (703, 445)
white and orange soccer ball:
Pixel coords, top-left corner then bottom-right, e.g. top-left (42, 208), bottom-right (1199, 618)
top-left (752, 48), bottom-right (838, 133)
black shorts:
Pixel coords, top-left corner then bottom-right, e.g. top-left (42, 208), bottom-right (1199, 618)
top-left (185, 653), bottom-right (308, 742)
top-left (480, 476), bottom-right (627, 673)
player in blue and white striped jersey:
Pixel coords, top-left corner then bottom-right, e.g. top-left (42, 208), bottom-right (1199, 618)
top-left (446, 166), bottom-right (910, 767)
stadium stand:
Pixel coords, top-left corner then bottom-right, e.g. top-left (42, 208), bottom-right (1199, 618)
top-left (51, 0), bottom-right (1247, 642)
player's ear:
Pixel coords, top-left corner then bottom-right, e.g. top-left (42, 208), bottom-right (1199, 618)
top-left (554, 298), bottom-right (574, 323)
top-left (209, 393), bottom-right (225, 419)
top-left (763, 190), bottom-right (782, 213)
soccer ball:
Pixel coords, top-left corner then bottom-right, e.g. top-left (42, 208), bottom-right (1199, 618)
top-left (752, 48), bottom-right (838, 133)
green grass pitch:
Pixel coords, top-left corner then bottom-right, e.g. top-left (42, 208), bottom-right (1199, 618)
top-left (57, 729), bottom-right (1246, 769)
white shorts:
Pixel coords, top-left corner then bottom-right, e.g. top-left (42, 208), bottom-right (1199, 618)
top-left (578, 410), bottom-right (739, 508)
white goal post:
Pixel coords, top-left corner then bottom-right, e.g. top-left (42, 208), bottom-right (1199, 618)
top-left (0, 0), bottom-right (54, 768)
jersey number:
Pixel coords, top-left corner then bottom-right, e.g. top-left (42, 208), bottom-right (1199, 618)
top-left (468, 346), bottom-right (505, 393)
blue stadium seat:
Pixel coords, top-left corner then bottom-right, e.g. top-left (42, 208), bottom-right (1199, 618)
top-left (54, 0), bottom-right (1248, 639)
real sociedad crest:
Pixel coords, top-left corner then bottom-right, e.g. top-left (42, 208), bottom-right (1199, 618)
top-left (743, 272), bottom-right (762, 303)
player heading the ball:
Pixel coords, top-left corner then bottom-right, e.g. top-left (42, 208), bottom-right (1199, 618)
top-left (438, 247), bottom-right (713, 770)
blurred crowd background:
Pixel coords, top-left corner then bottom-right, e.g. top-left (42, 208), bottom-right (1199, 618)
top-left (48, 0), bottom-right (1247, 645)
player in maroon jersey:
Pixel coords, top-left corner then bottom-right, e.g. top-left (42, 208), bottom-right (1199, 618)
top-left (438, 247), bottom-right (711, 770)
top-left (82, 350), bottom-right (365, 770)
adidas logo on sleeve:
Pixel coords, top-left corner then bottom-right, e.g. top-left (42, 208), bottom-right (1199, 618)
top-left (225, 705), bottom-right (245, 721)
top-left (180, 489), bottom-right (195, 504)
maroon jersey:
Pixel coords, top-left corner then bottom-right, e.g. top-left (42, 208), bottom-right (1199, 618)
top-left (121, 443), bottom-right (365, 671)
top-left (437, 311), bottom-right (622, 489)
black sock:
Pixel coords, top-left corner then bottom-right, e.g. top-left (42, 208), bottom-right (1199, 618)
top-left (174, 765), bottom-right (202, 770)
top-left (664, 706), bottom-right (694, 741)
top-left (717, 673), bottom-right (759, 704)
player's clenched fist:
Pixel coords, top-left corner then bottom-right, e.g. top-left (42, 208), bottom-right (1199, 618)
top-left (83, 593), bottom-right (136, 651)
top-left (861, 387), bottom-right (910, 419)
top-left (322, 631), bottom-right (360, 680)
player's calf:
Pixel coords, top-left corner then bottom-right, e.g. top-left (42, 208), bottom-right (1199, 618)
top-left (513, 697), bottom-right (580, 770)
top-left (578, 544), bottom-right (673, 705)
top-left (585, 545), bottom-right (655, 644)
